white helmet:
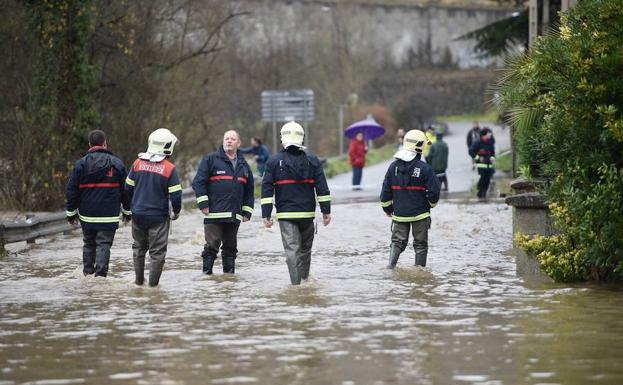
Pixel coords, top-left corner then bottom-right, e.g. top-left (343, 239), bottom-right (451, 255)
top-left (403, 129), bottom-right (430, 153)
top-left (147, 128), bottom-right (178, 156)
top-left (280, 121), bottom-right (305, 148)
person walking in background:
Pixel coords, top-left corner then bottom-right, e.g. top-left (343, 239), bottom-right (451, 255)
top-left (348, 131), bottom-right (367, 190)
top-left (66, 130), bottom-right (131, 277)
top-left (380, 129), bottom-right (440, 269)
top-left (466, 121), bottom-right (481, 157)
top-left (423, 126), bottom-right (436, 163)
top-left (261, 121), bottom-right (331, 285)
top-left (192, 130), bottom-right (254, 275)
top-left (240, 136), bottom-right (270, 176)
top-left (396, 128), bottom-right (406, 149)
top-left (125, 128), bottom-right (182, 286)
top-left (428, 132), bottom-right (449, 191)
top-left (469, 127), bottom-right (496, 200)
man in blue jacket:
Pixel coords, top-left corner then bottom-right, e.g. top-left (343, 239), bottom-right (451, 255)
top-left (125, 128), bottom-right (182, 286)
top-left (469, 127), bottom-right (496, 200)
top-left (380, 129), bottom-right (440, 269)
top-left (261, 121), bottom-right (331, 285)
top-left (66, 130), bottom-right (131, 277)
top-left (240, 136), bottom-right (271, 176)
top-left (192, 130), bottom-right (254, 275)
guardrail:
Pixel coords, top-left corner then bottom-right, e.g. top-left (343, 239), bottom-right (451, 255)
top-left (0, 188), bottom-right (196, 248)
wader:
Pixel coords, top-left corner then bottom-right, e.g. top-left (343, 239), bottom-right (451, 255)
top-left (388, 217), bottom-right (431, 268)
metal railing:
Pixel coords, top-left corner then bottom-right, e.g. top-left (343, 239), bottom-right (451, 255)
top-left (0, 188), bottom-right (196, 247)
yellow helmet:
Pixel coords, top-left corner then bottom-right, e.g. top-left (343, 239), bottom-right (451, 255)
top-left (403, 129), bottom-right (430, 153)
top-left (147, 128), bottom-right (178, 156)
top-left (280, 121), bottom-right (305, 148)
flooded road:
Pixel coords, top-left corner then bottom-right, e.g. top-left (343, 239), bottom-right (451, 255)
top-left (2, 202), bottom-right (623, 385)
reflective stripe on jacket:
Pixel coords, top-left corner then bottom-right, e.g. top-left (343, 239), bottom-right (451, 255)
top-left (261, 147), bottom-right (330, 221)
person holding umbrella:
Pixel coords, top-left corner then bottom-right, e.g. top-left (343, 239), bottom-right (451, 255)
top-left (348, 132), bottom-right (367, 190)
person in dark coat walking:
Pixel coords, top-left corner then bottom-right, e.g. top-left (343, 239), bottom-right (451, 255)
top-left (348, 132), bottom-right (367, 190)
top-left (66, 130), bottom-right (131, 277)
top-left (240, 136), bottom-right (271, 176)
top-left (428, 132), bottom-right (449, 191)
top-left (380, 129), bottom-right (440, 269)
top-left (466, 121), bottom-right (481, 157)
top-left (125, 128), bottom-right (182, 286)
top-left (261, 121), bottom-right (331, 285)
top-left (469, 127), bottom-right (496, 199)
top-left (192, 130), bottom-right (254, 275)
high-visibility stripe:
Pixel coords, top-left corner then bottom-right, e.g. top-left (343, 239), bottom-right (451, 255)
top-left (276, 211), bottom-right (316, 219)
top-left (380, 200), bottom-right (393, 208)
top-left (242, 206), bottom-right (253, 214)
top-left (79, 182), bottom-right (120, 189)
top-left (392, 212), bottom-right (430, 222)
top-left (205, 212), bottom-right (233, 219)
top-left (78, 214), bottom-right (121, 223)
top-left (236, 214), bottom-right (243, 221)
top-left (209, 175), bottom-right (233, 181)
top-left (66, 210), bottom-right (78, 216)
top-left (476, 163), bottom-right (494, 169)
top-left (237, 177), bottom-right (247, 184)
top-left (429, 202), bottom-right (437, 208)
top-left (317, 195), bottom-right (331, 202)
top-left (391, 185), bottom-right (426, 191)
top-left (121, 209), bottom-right (132, 215)
top-left (261, 197), bottom-right (273, 205)
top-left (168, 184), bottom-right (182, 193)
top-left (196, 195), bottom-right (209, 204)
top-left (274, 179), bottom-right (315, 185)
top-left (125, 177), bottom-right (135, 186)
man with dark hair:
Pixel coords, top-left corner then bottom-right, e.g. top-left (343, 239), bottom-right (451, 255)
top-left (469, 127), bottom-right (496, 199)
top-left (240, 136), bottom-right (271, 176)
top-left (66, 130), bottom-right (131, 277)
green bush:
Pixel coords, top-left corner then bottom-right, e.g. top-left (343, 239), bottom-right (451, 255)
top-left (497, 0), bottom-right (623, 281)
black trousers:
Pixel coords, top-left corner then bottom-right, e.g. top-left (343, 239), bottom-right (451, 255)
top-left (477, 168), bottom-right (494, 198)
top-left (279, 219), bottom-right (315, 285)
top-left (82, 229), bottom-right (116, 277)
top-left (203, 222), bottom-right (240, 258)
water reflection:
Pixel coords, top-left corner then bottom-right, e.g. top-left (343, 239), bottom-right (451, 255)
top-left (1, 202), bottom-right (623, 385)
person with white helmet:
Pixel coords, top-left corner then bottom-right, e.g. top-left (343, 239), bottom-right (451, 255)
top-left (125, 128), bottom-right (182, 286)
top-left (380, 129), bottom-right (441, 269)
top-left (66, 130), bottom-right (131, 277)
top-left (191, 130), bottom-right (254, 275)
top-left (261, 121), bottom-right (331, 285)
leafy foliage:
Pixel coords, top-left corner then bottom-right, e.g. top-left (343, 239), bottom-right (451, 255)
top-left (498, 0), bottom-right (623, 281)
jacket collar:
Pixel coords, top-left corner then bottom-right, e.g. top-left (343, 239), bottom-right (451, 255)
top-left (87, 146), bottom-right (112, 155)
top-left (218, 145), bottom-right (243, 161)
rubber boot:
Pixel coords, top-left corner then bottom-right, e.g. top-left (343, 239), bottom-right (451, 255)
top-left (222, 256), bottom-right (235, 274)
top-left (415, 251), bottom-right (427, 267)
top-left (202, 254), bottom-right (216, 275)
top-left (387, 245), bottom-right (401, 269)
top-left (148, 261), bottom-right (164, 287)
top-left (134, 260), bottom-right (145, 286)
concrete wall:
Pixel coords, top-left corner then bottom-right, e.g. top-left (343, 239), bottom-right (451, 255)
top-left (230, 0), bottom-right (517, 69)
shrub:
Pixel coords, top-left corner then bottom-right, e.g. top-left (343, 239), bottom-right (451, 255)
top-left (498, 0), bottom-right (623, 281)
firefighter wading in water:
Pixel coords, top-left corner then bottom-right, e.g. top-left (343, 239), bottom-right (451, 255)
top-left (261, 121), bottom-right (331, 285)
top-left (380, 129), bottom-right (441, 269)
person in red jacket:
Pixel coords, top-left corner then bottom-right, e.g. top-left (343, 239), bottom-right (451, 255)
top-left (348, 132), bottom-right (367, 190)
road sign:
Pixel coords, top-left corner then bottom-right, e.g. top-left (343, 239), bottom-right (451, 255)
top-left (261, 89), bottom-right (314, 122)
top-left (261, 89), bottom-right (314, 152)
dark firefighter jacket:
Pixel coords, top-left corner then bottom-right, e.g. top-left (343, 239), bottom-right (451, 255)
top-left (261, 147), bottom-right (331, 220)
top-left (191, 146), bottom-right (254, 224)
top-left (66, 146), bottom-right (130, 231)
top-left (380, 154), bottom-right (440, 222)
top-left (125, 158), bottom-right (182, 223)
top-left (469, 137), bottom-right (496, 169)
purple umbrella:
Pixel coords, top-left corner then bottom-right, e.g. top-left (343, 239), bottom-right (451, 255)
top-left (344, 114), bottom-right (386, 140)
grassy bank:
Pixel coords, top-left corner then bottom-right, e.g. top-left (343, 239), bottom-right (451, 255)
top-left (324, 145), bottom-right (396, 179)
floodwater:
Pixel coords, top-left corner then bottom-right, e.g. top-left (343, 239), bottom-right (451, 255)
top-left (1, 202), bottom-right (623, 385)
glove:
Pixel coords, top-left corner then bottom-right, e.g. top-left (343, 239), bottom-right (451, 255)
top-left (67, 215), bottom-right (78, 225)
top-left (171, 212), bottom-right (180, 221)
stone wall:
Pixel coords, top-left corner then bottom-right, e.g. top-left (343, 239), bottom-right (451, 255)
top-left (230, 0), bottom-right (517, 69)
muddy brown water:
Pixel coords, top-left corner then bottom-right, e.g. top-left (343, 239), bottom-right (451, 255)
top-left (1, 202), bottom-right (623, 385)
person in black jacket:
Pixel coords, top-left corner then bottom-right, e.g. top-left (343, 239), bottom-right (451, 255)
top-left (469, 127), bottom-right (496, 199)
top-left (192, 130), bottom-right (254, 275)
top-left (66, 130), bottom-right (130, 277)
top-left (261, 121), bottom-right (331, 285)
top-left (125, 128), bottom-right (182, 286)
top-left (380, 129), bottom-right (440, 269)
